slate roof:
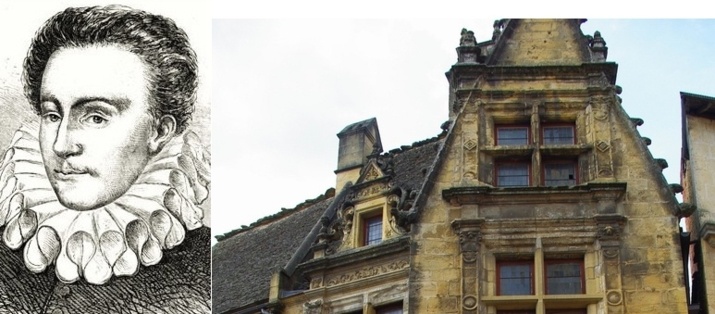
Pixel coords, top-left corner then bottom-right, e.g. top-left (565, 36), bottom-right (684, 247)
top-left (211, 133), bottom-right (445, 314)
top-left (211, 195), bottom-right (333, 313)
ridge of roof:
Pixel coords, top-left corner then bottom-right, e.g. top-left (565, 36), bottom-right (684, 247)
top-left (385, 124), bottom-right (448, 156)
top-left (214, 187), bottom-right (336, 242)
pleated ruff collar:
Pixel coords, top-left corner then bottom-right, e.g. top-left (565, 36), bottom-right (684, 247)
top-left (0, 123), bottom-right (210, 285)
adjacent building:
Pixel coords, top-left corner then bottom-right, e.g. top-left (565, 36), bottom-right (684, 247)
top-left (213, 19), bottom-right (691, 314)
top-left (680, 92), bottom-right (715, 314)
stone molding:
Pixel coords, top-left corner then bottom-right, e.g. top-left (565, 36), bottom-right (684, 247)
top-left (323, 259), bottom-right (409, 288)
top-left (700, 222), bottom-right (715, 247)
top-left (442, 182), bottom-right (626, 206)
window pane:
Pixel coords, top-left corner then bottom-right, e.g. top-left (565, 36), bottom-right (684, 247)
top-left (546, 262), bottom-right (582, 294)
top-left (497, 127), bottom-right (528, 145)
top-left (544, 163), bottom-right (576, 186)
top-left (364, 216), bottom-right (382, 245)
top-left (543, 126), bottom-right (574, 144)
top-left (498, 164), bottom-right (529, 187)
top-left (500, 264), bottom-right (532, 295)
top-left (376, 302), bottom-right (403, 314)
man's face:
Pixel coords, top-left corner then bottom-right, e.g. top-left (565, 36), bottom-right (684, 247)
top-left (39, 45), bottom-right (157, 210)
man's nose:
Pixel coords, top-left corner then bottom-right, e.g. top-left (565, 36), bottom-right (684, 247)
top-left (53, 119), bottom-right (82, 158)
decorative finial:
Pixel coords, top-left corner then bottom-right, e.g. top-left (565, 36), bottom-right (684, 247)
top-left (492, 20), bottom-right (502, 40)
top-left (460, 28), bottom-right (476, 47)
top-left (590, 30), bottom-right (608, 62)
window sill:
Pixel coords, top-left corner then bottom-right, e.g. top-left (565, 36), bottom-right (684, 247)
top-left (482, 294), bottom-right (602, 308)
top-left (442, 182), bottom-right (626, 206)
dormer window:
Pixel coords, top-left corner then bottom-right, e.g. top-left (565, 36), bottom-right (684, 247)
top-left (363, 214), bottom-right (383, 246)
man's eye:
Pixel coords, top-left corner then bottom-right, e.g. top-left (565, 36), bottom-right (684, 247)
top-left (42, 112), bottom-right (61, 123)
top-left (89, 115), bottom-right (107, 124)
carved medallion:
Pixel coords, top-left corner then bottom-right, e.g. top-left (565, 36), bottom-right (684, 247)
top-left (606, 290), bottom-right (623, 305)
top-left (462, 295), bottom-right (478, 310)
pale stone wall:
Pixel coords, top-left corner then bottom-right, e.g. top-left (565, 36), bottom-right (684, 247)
top-left (608, 102), bottom-right (688, 314)
top-left (685, 115), bottom-right (715, 226)
top-left (684, 114), bottom-right (715, 314)
top-left (494, 19), bottom-right (588, 66)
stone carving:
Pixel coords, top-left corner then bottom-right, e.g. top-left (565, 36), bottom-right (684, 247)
top-left (463, 138), bottom-right (477, 151)
top-left (588, 73), bottom-right (610, 88)
top-left (603, 248), bottom-right (619, 259)
top-left (701, 223), bottom-right (715, 248)
top-left (389, 187), bottom-right (418, 232)
top-left (677, 203), bottom-right (696, 218)
top-left (596, 141), bottom-right (611, 152)
top-left (606, 290), bottom-right (623, 305)
top-left (348, 182), bottom-right (393, 200)
top-left (458, 230), bottom-right (481, 253)
top-left (593, 108), bottom-right (609, 121)
top-left (629, 117), bottom-right (644, 127)
top-left (463, 295), bottom-right (478, 310)
top-left (317, 216), bottom-right (342, 244)
top-left (589, 30), bottom-right (608, 62)
top-left (492, 19), bottom-right (504, 40)
top-left (669, 183), bottom-right (684, 194)
top-left (364, 165), bottom-right (381, 181)
top-left (655, 158), bottom-right (669, 170)
top-left (303, 299), bottom-right (323, 314)
top-left (598, 225), bottom-right (622, 242)
top-left (310, 278), bottom-right (323, 289)
top-left (460, 28), bottom-right (476, 47)
top-left (325, 259), bottom-right (409, 287)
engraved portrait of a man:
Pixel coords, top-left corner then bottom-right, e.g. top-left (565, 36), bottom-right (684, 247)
top-left (0, 4), bottom-right (210, 313)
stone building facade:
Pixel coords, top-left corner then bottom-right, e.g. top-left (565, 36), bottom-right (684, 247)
top-left (213, 19), bottom-right (691, 314)
top-left (680, 92), bottom-right (715, 314)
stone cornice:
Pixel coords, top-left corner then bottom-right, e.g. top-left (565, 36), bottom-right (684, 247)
top-left (447, 62), bottom-right (618, 85)
top-left (442, 182), bottom-right (626, 206)
top-left (297, 236), bottom-right (410, 275)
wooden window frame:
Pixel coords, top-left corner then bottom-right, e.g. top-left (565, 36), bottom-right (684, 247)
top-left (496, 124), bottom-right (531, 146)
top-left (541, 124), bottom-right (575, 145)
top-left (495, 161), bottom-right (531, 187)
top-left (544, 259), bottom-right (585, 295)
top-left (497, 260), bottom-right (535, 296)
top-left (541, 160), bottom-right (578, 186)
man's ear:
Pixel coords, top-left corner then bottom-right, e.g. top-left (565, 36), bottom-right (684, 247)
top-left (149, 115), bottom-right (177, 154)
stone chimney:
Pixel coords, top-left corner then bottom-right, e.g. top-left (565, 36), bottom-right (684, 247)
top-left (335, 118), bottom-right (382, 192)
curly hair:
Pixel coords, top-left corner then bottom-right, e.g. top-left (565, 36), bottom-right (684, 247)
top-left (22, 5), bottom-right (198, 134)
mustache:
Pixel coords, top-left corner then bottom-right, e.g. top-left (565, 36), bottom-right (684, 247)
top-left (54, 163), bottom-right (96, 176)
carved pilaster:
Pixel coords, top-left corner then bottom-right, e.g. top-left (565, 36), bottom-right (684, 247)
top-left (452, 219), bottom-right (485, 314)
top-left (595, 214), bottom-right (627, 313)
top-left (587, 96), bottom-right (615, 181)
top-left (461, 102), bottom-right (480, 184)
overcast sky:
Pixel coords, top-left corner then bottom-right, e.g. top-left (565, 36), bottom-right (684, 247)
top-left (211, 19), bottom-right (715, 242)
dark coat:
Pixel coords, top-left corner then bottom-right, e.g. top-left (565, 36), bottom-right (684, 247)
top-left (0, 226), bottom-right (211, 314)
